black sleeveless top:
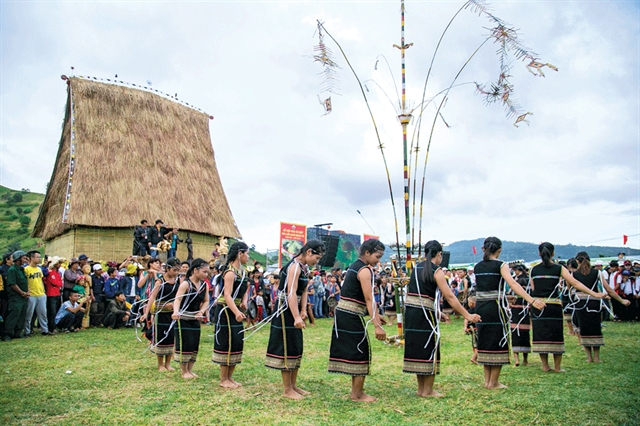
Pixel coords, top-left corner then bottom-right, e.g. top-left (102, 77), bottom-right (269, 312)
top-left (530, 263), bottom-right (563, 298)
top-left (156, 277), bottom-right (178, 304)
top-left (279, 259), bottom-right (309, 297)
top-left (572, 268), bottom-right (600, 292)
top-left (474, 259), bottom-right (504, 292)
top-left (180, 279), bottom-right (206, 312)
top-left (341, 259), bottom-right (369, 304)
top-left (221, 266), bottom-right (248, 301)
top-left (407, 261), bottom-right (439, 299)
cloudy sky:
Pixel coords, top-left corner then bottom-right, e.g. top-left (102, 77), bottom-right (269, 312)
top-left (1, 0), bottom-right (639, 253)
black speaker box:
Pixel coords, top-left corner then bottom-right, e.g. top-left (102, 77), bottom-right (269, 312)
top-left (441, 251), bottom-right (451, 269)
top-left (319, 235), bottom-right (339, 267)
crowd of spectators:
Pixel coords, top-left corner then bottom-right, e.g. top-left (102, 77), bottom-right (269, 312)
top-left (1, 239), bottom-right (637, 344)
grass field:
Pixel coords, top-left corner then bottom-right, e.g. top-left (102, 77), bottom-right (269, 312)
top-left (0, 318), bottom-right (638, 425)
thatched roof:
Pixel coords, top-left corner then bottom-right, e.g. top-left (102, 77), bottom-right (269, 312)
top-left (34, 77), bottom-right (241, 240)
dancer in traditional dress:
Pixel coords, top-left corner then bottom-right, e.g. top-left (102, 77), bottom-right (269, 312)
top-left (328, 239), bottom-right (386, 402)
top-left (530, 243), bottom-right (606, 372)
top-left (172, 258), bottom-right (210, 379)
top-left (572, 251), bottom-right (629, 363)
top-left (510, 265), bottom-right (531, 366)
top-left (265, 240), bottom-right (325, 400)
top-left (464, 295), bottom-right (479, 364)
top-left (562, 258), bottom-right (579, 336)
top-left (403, 240), bottom-right (481, 397)
top-left (212, 242), bottom-right (250, 388)
top-left (475, 237), bottom-right (545, 389)
top-left (144, 257), bottom-right (180, 372)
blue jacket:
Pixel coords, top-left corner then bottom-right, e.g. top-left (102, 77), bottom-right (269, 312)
top-left (120, 275), bottom-right (141, 298)
top-left (104, 277), bottom-right (121, 299)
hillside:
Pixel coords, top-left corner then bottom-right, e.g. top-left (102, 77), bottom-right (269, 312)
top-left (446, 238), bottom-right (640, 264)
top-left (0, 185), bottom-right (45, 254)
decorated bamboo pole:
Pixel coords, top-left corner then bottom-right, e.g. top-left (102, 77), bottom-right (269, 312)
top-left (394, 0), bottom-right (414, 339)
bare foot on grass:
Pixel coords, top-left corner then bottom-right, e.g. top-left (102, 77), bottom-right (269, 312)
top-left (293, 386), bottom-right (310, 396)
top-left (351, 393), bottom-right (378, 402)
top-left (284, 390), bottom-right (304, 400)
top-left (554, 368), bottom-right (566, 373)
top-left (486, 382), bottom-right (508, 389)
top-left (165, 366), bottom-right (175, 372)
top-left (230, 379), bottom-right (242, 387)
top-left (418, 390), bottom-right (444, 398)
top-left (158, 366), bottom-right (168, 372)
top-left (220, 380), bottom-right (238, 388)
top-left (182, 373), bottom-right (196, 379)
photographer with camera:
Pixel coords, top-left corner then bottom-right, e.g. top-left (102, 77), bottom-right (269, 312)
top-left (54, 289), bottom-right (86, 332)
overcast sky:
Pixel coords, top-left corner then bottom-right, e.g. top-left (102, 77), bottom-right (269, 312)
top-left (1, 0), bottom-right (639, 253)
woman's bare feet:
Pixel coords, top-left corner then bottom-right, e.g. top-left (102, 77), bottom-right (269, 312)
top-left (351, 393), bottom-right (378, 402)
top-left (554, 368), bottom-right (566, 373)
top-left (486, 382), bottom-right (508, 389)
top-left (230, 378), bottom-right (242, 387)
top-left (418, 390), bottom-right (443, 398)
top-left (182, 372), bottom-right (196, 379)
top-left (158, 366), bottom-right (168, 372)
top-left (165, 365), bottom-right (175, 372)
top-left (284, 389), bottom-right (304, 400)
top-left (220, 380), bottom-right (238, 388)
top-left (293, 386), bottom-right (310, 396)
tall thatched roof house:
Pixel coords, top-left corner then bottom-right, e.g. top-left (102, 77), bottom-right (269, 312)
top-left (33, 76), bottom-right (240, 261)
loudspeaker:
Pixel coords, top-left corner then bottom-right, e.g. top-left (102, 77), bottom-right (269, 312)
top-left (319, 235), bottom-right (339, 267)
top-left (441, 251), bottom-right (451, 269)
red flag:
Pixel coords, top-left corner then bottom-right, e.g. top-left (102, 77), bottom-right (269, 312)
top-left (472, 245), bottom-right (477, 255)
top-left (623, 235), bottom-right (628, 245)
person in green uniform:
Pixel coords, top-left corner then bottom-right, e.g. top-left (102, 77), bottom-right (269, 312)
top-left (3, 250), bottom-right (29, 340)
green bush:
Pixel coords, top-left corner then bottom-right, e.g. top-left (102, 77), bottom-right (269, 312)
top-left (11, 193), bottom-right (23, 203)
top-left (23, 207), bottom-right (33, 214)
top-left (6, 241), bottom-right (20, 252)
top-left (19, 216), bottom-right (31, 226)
top-left (7, 214), bottom-right (18, 221)
top-left (16, 227), bottom-right (28, 235)
top-left (16, 207), bottom-right (23, 214)
top-left (4, 210), bottom-right (11, 216)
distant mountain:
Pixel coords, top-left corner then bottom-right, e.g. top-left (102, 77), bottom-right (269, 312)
top-left (445, 238), bottom-right (640, 264)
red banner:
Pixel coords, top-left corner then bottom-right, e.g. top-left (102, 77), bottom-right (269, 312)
top-left (363, 234), bottom-right (379, 241)
top-left (623, 235), bottom-right (628, 245)
top-left (279, 222), bottom-right (307, 268)
top-left (472, 245), bottom-right (477, 255)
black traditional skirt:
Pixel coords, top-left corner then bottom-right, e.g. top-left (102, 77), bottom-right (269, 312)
top-left (265, 304), bottom-right (303, 371)
top-left (575, 296), bottom-right (604, 347)
top-left (150, 311), bottom-right (175, 356)
top-left (470, 327), bottom-right (478, 349)
top-left (476, 295), bottom-right (510, 365)
top-left (175, 317), bottom-right (200, 364)
top-left (212, 304), bottom-right (244, 366)
top-left (510, 299), bottom-right (531, 353)
top-left (328, 301), bottom-right (370, 376)
top-left (531, 299), bottom-right (565, 354)
top-left (403, 300), bottom-right (440, 375)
